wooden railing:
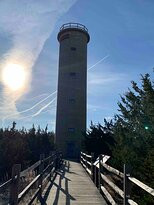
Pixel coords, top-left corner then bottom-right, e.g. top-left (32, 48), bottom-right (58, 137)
top-left (80, 152), bottom-right (154, 205)
top-left (0, 151), bottom-right (63, 205)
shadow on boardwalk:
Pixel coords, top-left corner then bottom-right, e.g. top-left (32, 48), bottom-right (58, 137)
top-left (39, 160), bottom-right (106, 205)
top-left (40, 161), bottom-right (76, 205)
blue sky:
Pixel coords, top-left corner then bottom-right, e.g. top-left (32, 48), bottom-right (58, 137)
top-left (0, 0), bottom-right (153, 131)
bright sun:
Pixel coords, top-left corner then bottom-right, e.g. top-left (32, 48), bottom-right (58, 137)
top-left (2, 63), bottom-right (26, 91)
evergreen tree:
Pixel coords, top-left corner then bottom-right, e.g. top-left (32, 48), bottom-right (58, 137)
top-left (0, 123), bottom-right (55, 181)
top-left (83, 120), bottom-right (115, 157)
top-left (111, 74), bottom-right (154, 204)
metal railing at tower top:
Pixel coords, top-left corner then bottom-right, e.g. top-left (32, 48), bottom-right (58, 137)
top-left (60, 23), bottom-right (88, 32)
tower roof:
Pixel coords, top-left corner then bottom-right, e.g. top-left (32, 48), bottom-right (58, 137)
top-left (57, 23), bottom-right (90, 43)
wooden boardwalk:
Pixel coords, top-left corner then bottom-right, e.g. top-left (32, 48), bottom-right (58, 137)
top-left (42, 160), bottom-right (107, 205)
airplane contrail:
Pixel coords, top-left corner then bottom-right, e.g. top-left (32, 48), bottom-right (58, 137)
top-left (17, 98), bottom-right (56, 120)
top-left (5, 90), bottom-right (57, 119)
top-left (88, 55), bottom-right (109, 71)
top-left (39, 105), bottom-right (56, 115)
top-left (32, 98), bottom-right (56, 117)
top-left (5, 56), bottom-right (109, 121)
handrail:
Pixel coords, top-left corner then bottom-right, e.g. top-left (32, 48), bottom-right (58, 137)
top-left (86, 154), bottom-right (92, 158)
top-left (129, 177), bottom-right (154, 196)
top-left (128, 199), bottom-right (138, 205)
top-left (87, 161), bottom-right (92, 166)
top-left (0, 155), bottom-right (53, 191)
top-left (17, 152), bottom-right (62, 203)
top-left (80, 151), bottom-right (153, 205)
top-left (81, 152), bottom-right (92, 158)
top-left (100, 168), bottom-right (137, 205)
top-left (0, 178), bottom-right (12, 190)
top-left (43, 155), bottom-right (52, 163)
top-left (101, 173), bottom-right (124, 198)
top-left (18, 174), bottom-right (41, 201)
top-left (0, 152), bottom-right (63, 205)
top-left (86, 168), bottom-right (91, 175)
top-left (20, 160), bottom-right (41, 177)
top-left (101, 185), bottom-right (117, 205)
top-left (102, 162), bottom-right (124, 178)
top-left (60, 23), bottom-right (88, 33)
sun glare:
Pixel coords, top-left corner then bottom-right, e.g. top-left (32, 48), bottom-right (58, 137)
top-left (2, 63), bottom-right (26, 91)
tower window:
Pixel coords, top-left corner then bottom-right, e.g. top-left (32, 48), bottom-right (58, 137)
top-left (71, 47), bottom-right (76, 51)
top-left (69, 98), bottom-right (75, 104)
top-left (69, 72), bottom-right (76, 78)
top-left (60, 34), bottom-right (70, 41)
top-left (68, 128), bottom-right (75, 132)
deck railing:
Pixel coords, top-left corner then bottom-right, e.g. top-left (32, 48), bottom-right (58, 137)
top-left (80, 152), bottom-right (154, 205)
top-left (0, 152), bottom-right (62, 205)
top-left (60, 23), bottom-right (88, 32)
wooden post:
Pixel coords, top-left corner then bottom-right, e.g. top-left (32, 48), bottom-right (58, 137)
top-left (49, 151), bottom-right (54, 179)
top-left (55, 152), bottom-right (59, 170)
top-left (91, 153), bottom-right (94, 181)
top-left (9, 164), bottom-right (21, 205)
top-left (98, 155), bottom-right (102, 192)
top-left (53, 151), bottom-right (56, 169)
top-left (80, 152), bottom-right (82, 164)
top-left (39, 154), bottom-right (45, 196)
top-left (86, 154), bottom-right (88, 171)
top-left (123, 164), bottom-right (131, 205)
top-left (94, 164), bottom-right (98, 187)
top-left (58, 152), bottom-right (61, 169)
top-left (59, 152), bottom-right (63, 167)
top-left (49, 151), bottom-right (52, 164)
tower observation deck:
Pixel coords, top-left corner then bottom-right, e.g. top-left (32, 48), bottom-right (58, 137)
top-left (56, 23), bottom-right (90, 158)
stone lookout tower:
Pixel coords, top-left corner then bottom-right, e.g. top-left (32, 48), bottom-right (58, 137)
top-left (56, 23), bottom-right (90, 158)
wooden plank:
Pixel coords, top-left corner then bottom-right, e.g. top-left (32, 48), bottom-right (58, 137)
top-left (82, 157), bottom-right (86, 162)
top-left (43, 155), bottom-right (52, 162)
top-left (20, 160), bottom-right (41, 177)
top-left (86, 168), bottom-right (92, 175)
top-left (102, 163), bottom-right (124, 178)
top-left (82, 152), bottom-right (92, 158)
top-left (87, 161), bottom-right (92, 166)
top-left (0, 178), bottom-right (12, 190)
top-left (18, 174), bottom-right (41, 201)
top-left (85, 154), bottom-right (92, 158)
top-left (128, 199), bottom-right (138, 205)
top-left (101, 185), bottom-right (117, 205)
top-left (42, 161), bottom-right (54, 174)
top-left (129, 177), bottom-right (154, 196)
top-left (101, 174), bottom-right (124, 198)
top-left (44, 160), bottom-right (107, 205)
top-left (101, 174), bottom-right (138, 205)
top-left (27, 188), bottom-right (40, 205)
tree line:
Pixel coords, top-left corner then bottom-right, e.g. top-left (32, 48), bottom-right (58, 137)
top-left (83, 73), bottom-right (154, 204)
top-left (0, 124), bottom-right (54, 181)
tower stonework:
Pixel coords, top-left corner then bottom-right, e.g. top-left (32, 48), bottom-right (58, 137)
top-left (56, 23), bottom-right (90, 158)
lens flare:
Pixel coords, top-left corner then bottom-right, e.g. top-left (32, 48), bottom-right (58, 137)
top-left (2, 63), bottom-right (26, 91)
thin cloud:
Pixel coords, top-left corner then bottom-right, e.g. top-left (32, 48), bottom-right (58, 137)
top-left (0, 0), bottom-right (77, 119)
top-left (88, 73), bottom-right (126, 86)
